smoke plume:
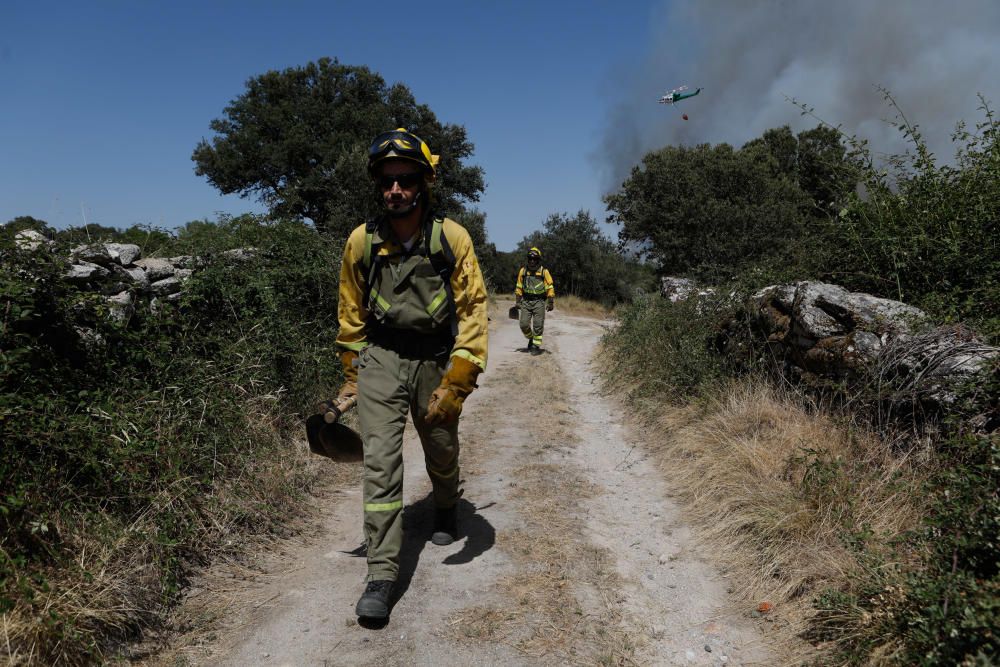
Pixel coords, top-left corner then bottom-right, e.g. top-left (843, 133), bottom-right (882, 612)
top-left (598, 0), bottom-right (1000, 191)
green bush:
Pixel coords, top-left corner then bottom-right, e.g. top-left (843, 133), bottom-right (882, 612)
top-left (507, 211), bottom-right (657, 305)
top-left (0, 215), bottom-right (343, 662)
top-left (602, 294), bottom-right (728, 400)
top-left (814, 95), bottom-right (1000, 339)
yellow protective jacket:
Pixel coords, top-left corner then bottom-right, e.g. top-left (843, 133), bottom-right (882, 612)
top-left (515, 266), bottom-right (555, 298)
top-left (336, 217), bottom-right (489, 370)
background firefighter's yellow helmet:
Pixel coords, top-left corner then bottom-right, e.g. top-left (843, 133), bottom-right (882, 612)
top-left (528, 247), bottom-right (542, 259)
top-left (367, 128), bottom-right (440, 181)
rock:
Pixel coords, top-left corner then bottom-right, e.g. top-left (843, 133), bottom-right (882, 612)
top-left (134, 257), bottom-right (176, 281)
top-left (753, 284), bottom-right (1000, 417)
top-left (150, 276), bottom-right (182, 296)
top-left (221, 247), bottom-right (258, 262)
top-left (72, 243), bottom-right (141, 267)
top-left (878, 324), bottom-right (999, 408)
top-left (65, 262), bottom-right (110, 282)
top-left (71, 244), bottom-right (114, 267)
top-left (105, 243), bottom-right (141, 266)
top-left (661, 276), bottom-right (715, 303)
top-left (174, 268), bottom-right (194, 282)
top-left (106, 291), bottom-right (133, 323)
top-left (168, 255), bottom-right (198, 269)
top-left (14, 230), bottom-right (50, 251)
top-left (661, 277), bottom-right (697, 302)
top-left (110, 264), bottom-right (150, 291)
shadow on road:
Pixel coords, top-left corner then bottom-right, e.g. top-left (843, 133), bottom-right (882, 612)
top-left (364, 494), bottom-right (496, 620)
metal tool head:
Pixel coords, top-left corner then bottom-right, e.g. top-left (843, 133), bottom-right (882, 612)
top-left (305, 413), bottom-right (364, 462)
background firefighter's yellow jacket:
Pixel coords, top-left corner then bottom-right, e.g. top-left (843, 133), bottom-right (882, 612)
top-left (515, 266), bottom-right (555, 298)
top-left (336, 218), bottom-right (489, 370)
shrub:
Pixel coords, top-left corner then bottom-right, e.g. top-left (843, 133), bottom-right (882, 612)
top-left (0, 215), bottom-right (343, 663)
top-left (815, 94), bottom-right (1000, 339)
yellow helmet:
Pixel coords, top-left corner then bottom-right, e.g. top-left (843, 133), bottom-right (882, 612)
top-left (528, 247), bottom-right (542, 259)
top-left (368, 128), bottom-right (439, 180)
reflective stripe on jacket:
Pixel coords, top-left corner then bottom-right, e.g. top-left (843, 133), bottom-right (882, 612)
top-left (337, 218), bottom-right (488, 370)
top-left (515, 267), bottom-right (555, 298)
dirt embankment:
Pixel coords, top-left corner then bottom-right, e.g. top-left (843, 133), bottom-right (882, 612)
top-left (141, 302), bottom-right (775, 666)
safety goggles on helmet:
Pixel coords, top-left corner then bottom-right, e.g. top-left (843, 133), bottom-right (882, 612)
top-left (368, 128), bottom-right (438, 178)
top-left (527, 247), bottom-right (542, 259)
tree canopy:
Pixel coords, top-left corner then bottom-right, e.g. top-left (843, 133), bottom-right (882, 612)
top-left (192, 58), bottom-right (485, 239)
top-left (604, 140), bottom-right (814, 283)
top-left (505, 210), bottom-right (655, 304)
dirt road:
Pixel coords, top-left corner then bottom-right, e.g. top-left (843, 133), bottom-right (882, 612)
top-left (155, 304), bottom-right (772, 666)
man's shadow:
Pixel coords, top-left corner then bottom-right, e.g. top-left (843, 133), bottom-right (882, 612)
top-left (357, 494), bottom-right (495, 628)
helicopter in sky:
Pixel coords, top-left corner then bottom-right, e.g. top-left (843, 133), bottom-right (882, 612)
top-left (658, 85), bottom-right (702, 105)
top-left (658, 85), bottom-right (702, 120)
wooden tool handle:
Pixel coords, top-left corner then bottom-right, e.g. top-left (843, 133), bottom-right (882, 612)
top-left (323, 395), bottom-right (358, 424)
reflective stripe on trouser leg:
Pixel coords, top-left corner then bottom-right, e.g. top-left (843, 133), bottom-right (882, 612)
top-left (521, 299), bottom-right (545, 339)
top-left (358, 344), bottom-right (410, 582)
top-left (411, 355), bottom-right (461, 509)
top-left (519, 303), bottom-right (533, 339)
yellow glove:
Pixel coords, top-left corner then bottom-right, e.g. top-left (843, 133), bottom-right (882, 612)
top-left (336, 349), bottom-right (358, 401)
top-left (318, 349), bottom-right (359, 417)
top-left (426, 357), bottom-right (481, 426)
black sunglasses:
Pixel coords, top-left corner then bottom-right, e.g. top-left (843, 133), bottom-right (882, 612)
top-left (377, 172), bottom-right (423, 189)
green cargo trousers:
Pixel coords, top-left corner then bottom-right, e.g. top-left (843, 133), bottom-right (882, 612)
top-left (357, 343), bottom-right (461, 582)
top-left (519, 297), bottom-right (546, 347)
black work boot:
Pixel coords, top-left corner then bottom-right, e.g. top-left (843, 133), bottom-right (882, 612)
top-left (355, 579), bottom-right (393, 619)
top-left (526, 339), bottom-right (534, 351)
top-left (431, 506), bottom-right (458, 546)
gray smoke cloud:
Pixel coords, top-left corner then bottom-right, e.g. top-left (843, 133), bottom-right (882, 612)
top-left (598, 0), bottom-right (1000, 192)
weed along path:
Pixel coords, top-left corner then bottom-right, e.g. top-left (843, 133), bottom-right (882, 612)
top-left (150, 302), bottom-right (772, 666)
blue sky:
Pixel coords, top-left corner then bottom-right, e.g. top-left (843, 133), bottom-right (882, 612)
top-left (4, 2), bottom-right (996, 251)
top-left (0, 1), bottom-right (670, 250)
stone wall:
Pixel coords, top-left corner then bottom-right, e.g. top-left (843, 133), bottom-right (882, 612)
top-left (14, 230), bottom-right (254, 323)
top-left (664, 274), bottom-right (998, 427)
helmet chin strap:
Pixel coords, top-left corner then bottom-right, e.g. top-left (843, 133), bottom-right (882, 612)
top-left (386, 189), bottom-right (424, 218)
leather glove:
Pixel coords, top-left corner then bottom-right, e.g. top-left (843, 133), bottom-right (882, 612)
top-left (515, 295), bottom-right (522, 306)
top-left (546, 298), bottom-right (554, 312)
top-left (426, 357), bottom-right (481, 426)
top-left (336, 349), bottom-right (359, 401)
top-left (318, 349), bottom-right (359, 418)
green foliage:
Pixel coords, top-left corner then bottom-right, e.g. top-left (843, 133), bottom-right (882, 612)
top-left (604, 137), bottom-right (821, 283)
top-left (507, 211), bottom-right (656, 305)
top-left (52, 222), bottom-right (175, 257)
top-left (895, 430), bottom-right (999, 665)
top-left (0, 216), bottom-right (342, 661)
top-left (601, 294), bottom-right (727, 400)
top-left (601, 96), bottom-right (999, 665)
top-left (451, 208), bottom-right (503, 292)
top-left (0, 215), bottom-right (53, 243)
top-left (819, 95), bottom-right (1000, 336)
top-left (191, 57), bottom-right (485, 240)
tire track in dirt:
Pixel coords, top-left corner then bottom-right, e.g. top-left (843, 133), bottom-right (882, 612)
top-left (142, 302), bottom-right (772, 666)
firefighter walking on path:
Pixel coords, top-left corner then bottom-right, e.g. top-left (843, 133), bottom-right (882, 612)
top-left (332, 129), bottom-right (489, 620)
top-left (515, 247), bottom-right (555, 355)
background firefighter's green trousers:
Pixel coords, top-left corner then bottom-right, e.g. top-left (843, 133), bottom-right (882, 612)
top-left (519, 298), bottom-right (546, 347)
top-left (357, 344), bottom-right (461, 582)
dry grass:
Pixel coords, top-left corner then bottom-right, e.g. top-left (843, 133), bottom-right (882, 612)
top-left (0, 409), bottom-right (354, 667)
top-left (447, 352), bottom-right (640, 665)
top-left (491, 294), bottom-right (611, 319)
top-left (552, 295), bottom-right (610, 319)
top-left (629, 378), bottom-right (928, 664)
